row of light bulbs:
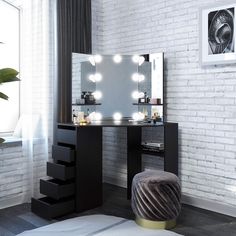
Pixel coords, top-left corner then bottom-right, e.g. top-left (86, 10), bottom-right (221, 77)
top-left (89, 55), bottom-right (145, 65)
top-left (88, 111), bottom-right (145, 122)
top-left (89, 90), bottom-right (144, 100)
top-left (89, 72), bottom-right (145, 83)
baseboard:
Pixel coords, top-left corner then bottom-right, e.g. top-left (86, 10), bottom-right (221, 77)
top-left (0, 195), bottom-right (26, 210)
top-left (182, 194), bottom-right (236, 217)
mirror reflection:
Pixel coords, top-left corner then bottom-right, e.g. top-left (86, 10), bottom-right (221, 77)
top-left (72, 53), bottom-right (163, 123)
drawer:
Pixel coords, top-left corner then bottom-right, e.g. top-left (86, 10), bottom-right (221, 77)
top-left (40, 179), bottom-right (75, 200)
top-left (57, 127), bottom-right (76, 145)
top-left (31, 197), bottom-right (75, 219)
top-left (47, 162), bottom-right (75, 181)
top-left (52, 145), bottom-right (75, 163)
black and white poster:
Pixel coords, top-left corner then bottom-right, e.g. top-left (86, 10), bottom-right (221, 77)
top-left (201, 4), bottom-right (236, 65)
top-left (208, 8), bottom-right (234, 55)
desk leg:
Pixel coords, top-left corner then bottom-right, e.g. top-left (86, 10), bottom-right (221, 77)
top-left (164, 123), bottom-right (178, 176)
top-left (127, 126), bottom-right (142, 199)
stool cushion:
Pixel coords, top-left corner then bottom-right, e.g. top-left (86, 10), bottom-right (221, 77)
top-left (131, 170), bottom-right (181, 221)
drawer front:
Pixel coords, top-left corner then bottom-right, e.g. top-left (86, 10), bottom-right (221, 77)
top-left (40, 179), bottom-right (75, 200)
top-left (57, 128), bottom-right (76, 145)
top-left (52, 145), bottom-right (75, 163)
top-left (47, 162), bottom-right (75, 181)
top-left (31, 197), bottom-right (75, 219)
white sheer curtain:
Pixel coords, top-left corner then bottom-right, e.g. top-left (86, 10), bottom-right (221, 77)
top-left (20, 0), bottom-right (57, 201)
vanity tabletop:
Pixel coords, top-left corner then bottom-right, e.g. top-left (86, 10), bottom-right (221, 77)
top-left (58, 120), bottom-right (164, 128)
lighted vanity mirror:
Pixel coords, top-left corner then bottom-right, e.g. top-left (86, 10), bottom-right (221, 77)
top-left (72, 53), bottom-right (163, 121)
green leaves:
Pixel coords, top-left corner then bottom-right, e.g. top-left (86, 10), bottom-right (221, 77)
top-left (0, 68), bottom-right (19, 84)
top-left (0, 138), bottom-right (5, 143)
top-left (0, 68), bottom-right (20, 100)
top-left (0, 92), bottom-right (9, 100)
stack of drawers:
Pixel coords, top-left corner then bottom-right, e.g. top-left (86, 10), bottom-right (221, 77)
top-left (31, 126), bottom-right (76, 219)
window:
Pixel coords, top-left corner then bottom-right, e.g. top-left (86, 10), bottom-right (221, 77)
top-left (0, 0), bottom-right (20, 133)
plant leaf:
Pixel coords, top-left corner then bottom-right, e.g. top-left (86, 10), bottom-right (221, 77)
top-left (0, 92), bottom-right (9, 100)
top-left (0, 68), bottom-right (19, 84)
top-left (0, 138), bottom-right (5, 143)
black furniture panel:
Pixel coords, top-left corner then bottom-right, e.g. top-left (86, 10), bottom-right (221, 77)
top-left (57, 126), bottom-right (76, 145)
top-left (47, 162), bottom-right (75, 181)
top-left (31, 197), bottom-right (75, 219)
top-left (40, 179), bottom-right (75, 200)
top-left (127, 122), bottom-right (178, 199)
top-left (164, 123), bottom-right (178, 176)
top-left (76, 126), bottom-right (103, 212)
top-left (127, 126), bottom-right (142, 199)
top-left (52, 145), bottom-right (75, 163)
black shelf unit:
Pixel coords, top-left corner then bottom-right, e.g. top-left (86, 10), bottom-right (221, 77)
top-left (32, 134), bottom-right (77, 219)
top-left (32, 124), bottom-right (103, 219)
top-left (141, 149), bottom-right (165, 157)
top-left (133, 103), bottom-right (163, 106)
top-left (72, 103), bottom-right (101, 106)
top-left (127, 122), bottom-right (178, 198)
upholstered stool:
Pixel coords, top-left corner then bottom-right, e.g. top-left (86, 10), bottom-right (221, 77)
top-left (131, 170), bottom-right (181, 229)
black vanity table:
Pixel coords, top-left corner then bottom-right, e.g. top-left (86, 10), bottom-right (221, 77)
top-left (32, 52), bottom-right (178, 219)
top-left (32, 120), bottom-right (178, 219)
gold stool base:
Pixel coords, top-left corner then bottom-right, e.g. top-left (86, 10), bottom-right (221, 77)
top-left (135, 217), bottom-right (176, 229)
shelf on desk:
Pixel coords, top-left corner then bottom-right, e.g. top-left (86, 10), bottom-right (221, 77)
top-left (141, 149), bottom-right (164, 157)
top-left (72, 103), bottom-right (101, 106)
top-left (133, 103), bottom-right (163, 106)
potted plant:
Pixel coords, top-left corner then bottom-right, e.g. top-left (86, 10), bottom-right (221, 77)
top-left (0, 68), bottom-right (20, 143)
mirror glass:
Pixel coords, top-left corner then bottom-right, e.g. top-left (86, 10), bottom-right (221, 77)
top-left (72, 53), bottom-right (163, 121)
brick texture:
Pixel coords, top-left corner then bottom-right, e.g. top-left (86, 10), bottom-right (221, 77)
top-left (92, 0), bottom-right (236, 207)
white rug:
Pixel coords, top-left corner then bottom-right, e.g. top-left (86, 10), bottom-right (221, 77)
top-left (17, 214), bottom-right (183, 236)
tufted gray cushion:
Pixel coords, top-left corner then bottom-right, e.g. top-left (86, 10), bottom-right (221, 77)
top-left (131, 170), bottom-right (181, 221)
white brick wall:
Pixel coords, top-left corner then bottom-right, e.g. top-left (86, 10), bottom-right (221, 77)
top-left (92, 0), bottom-right (236, 209)
top-left (3, 0), bottom-right (236, 214)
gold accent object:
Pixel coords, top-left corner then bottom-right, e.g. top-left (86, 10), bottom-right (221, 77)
top-left (135, 217), bottom-right (176, 229)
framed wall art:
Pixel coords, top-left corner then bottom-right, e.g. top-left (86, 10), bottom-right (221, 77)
top-left (200, 2), bottom-right (236, 65)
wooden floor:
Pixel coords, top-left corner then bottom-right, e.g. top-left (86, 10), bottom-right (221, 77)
top-left (0, 184), bottom-right (236, 236)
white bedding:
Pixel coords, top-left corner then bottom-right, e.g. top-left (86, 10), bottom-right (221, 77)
top-left (17, 214), bottom-right (183, 236)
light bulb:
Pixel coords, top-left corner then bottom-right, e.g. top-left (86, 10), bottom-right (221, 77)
top-left (89, 73), bottom-right (102, 82)
top-left (132, 73), bottom-right (140, 82)
top-left (89, 74), bottom-right (95, 82)
top-left (132, 112), bottom-right (145, 121)
top-left (94, 54), bottom-right (102, 63)
top-left (94, 73), bottom-right (102, 82)
top-left (138, 74), bottom-right (145, 82)
top-left (113, 112), bottom-right (122, 121)
top-left (132, 113), bottom-right (139, 121)
top-left (132, 73), bottom-right (145, 82)
top-left (132, 55), bottom-right (139, 63)
top-left (113, 54), bottom-right (122, 63)
top-left (89, 56), bottom-right (95, 66)
top-left (132, 91), bottom-right (140, 99)
top-left (132, 91), bottom-right (144, 99)
top-left (139, 56), bottom-right (145, 65)
top-left (139, 92), bottom-right (145, 98)
top-left (92, 91), bottom-right (102, 100)
top-left (94, 112), bottom-right (102, 121)
top-left (89, 112), bottom-right (102, 121)
top-left (138, 112), bottom-right (145, 120)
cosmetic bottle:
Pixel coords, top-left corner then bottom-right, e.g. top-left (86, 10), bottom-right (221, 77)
top-left (72, 109), bottom-right (77, 124)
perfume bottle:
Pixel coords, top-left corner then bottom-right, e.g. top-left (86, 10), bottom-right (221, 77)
top-left (72, 109), bottom-right (77, 124)
top-left (144, 92), bottom-right (150, 103)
